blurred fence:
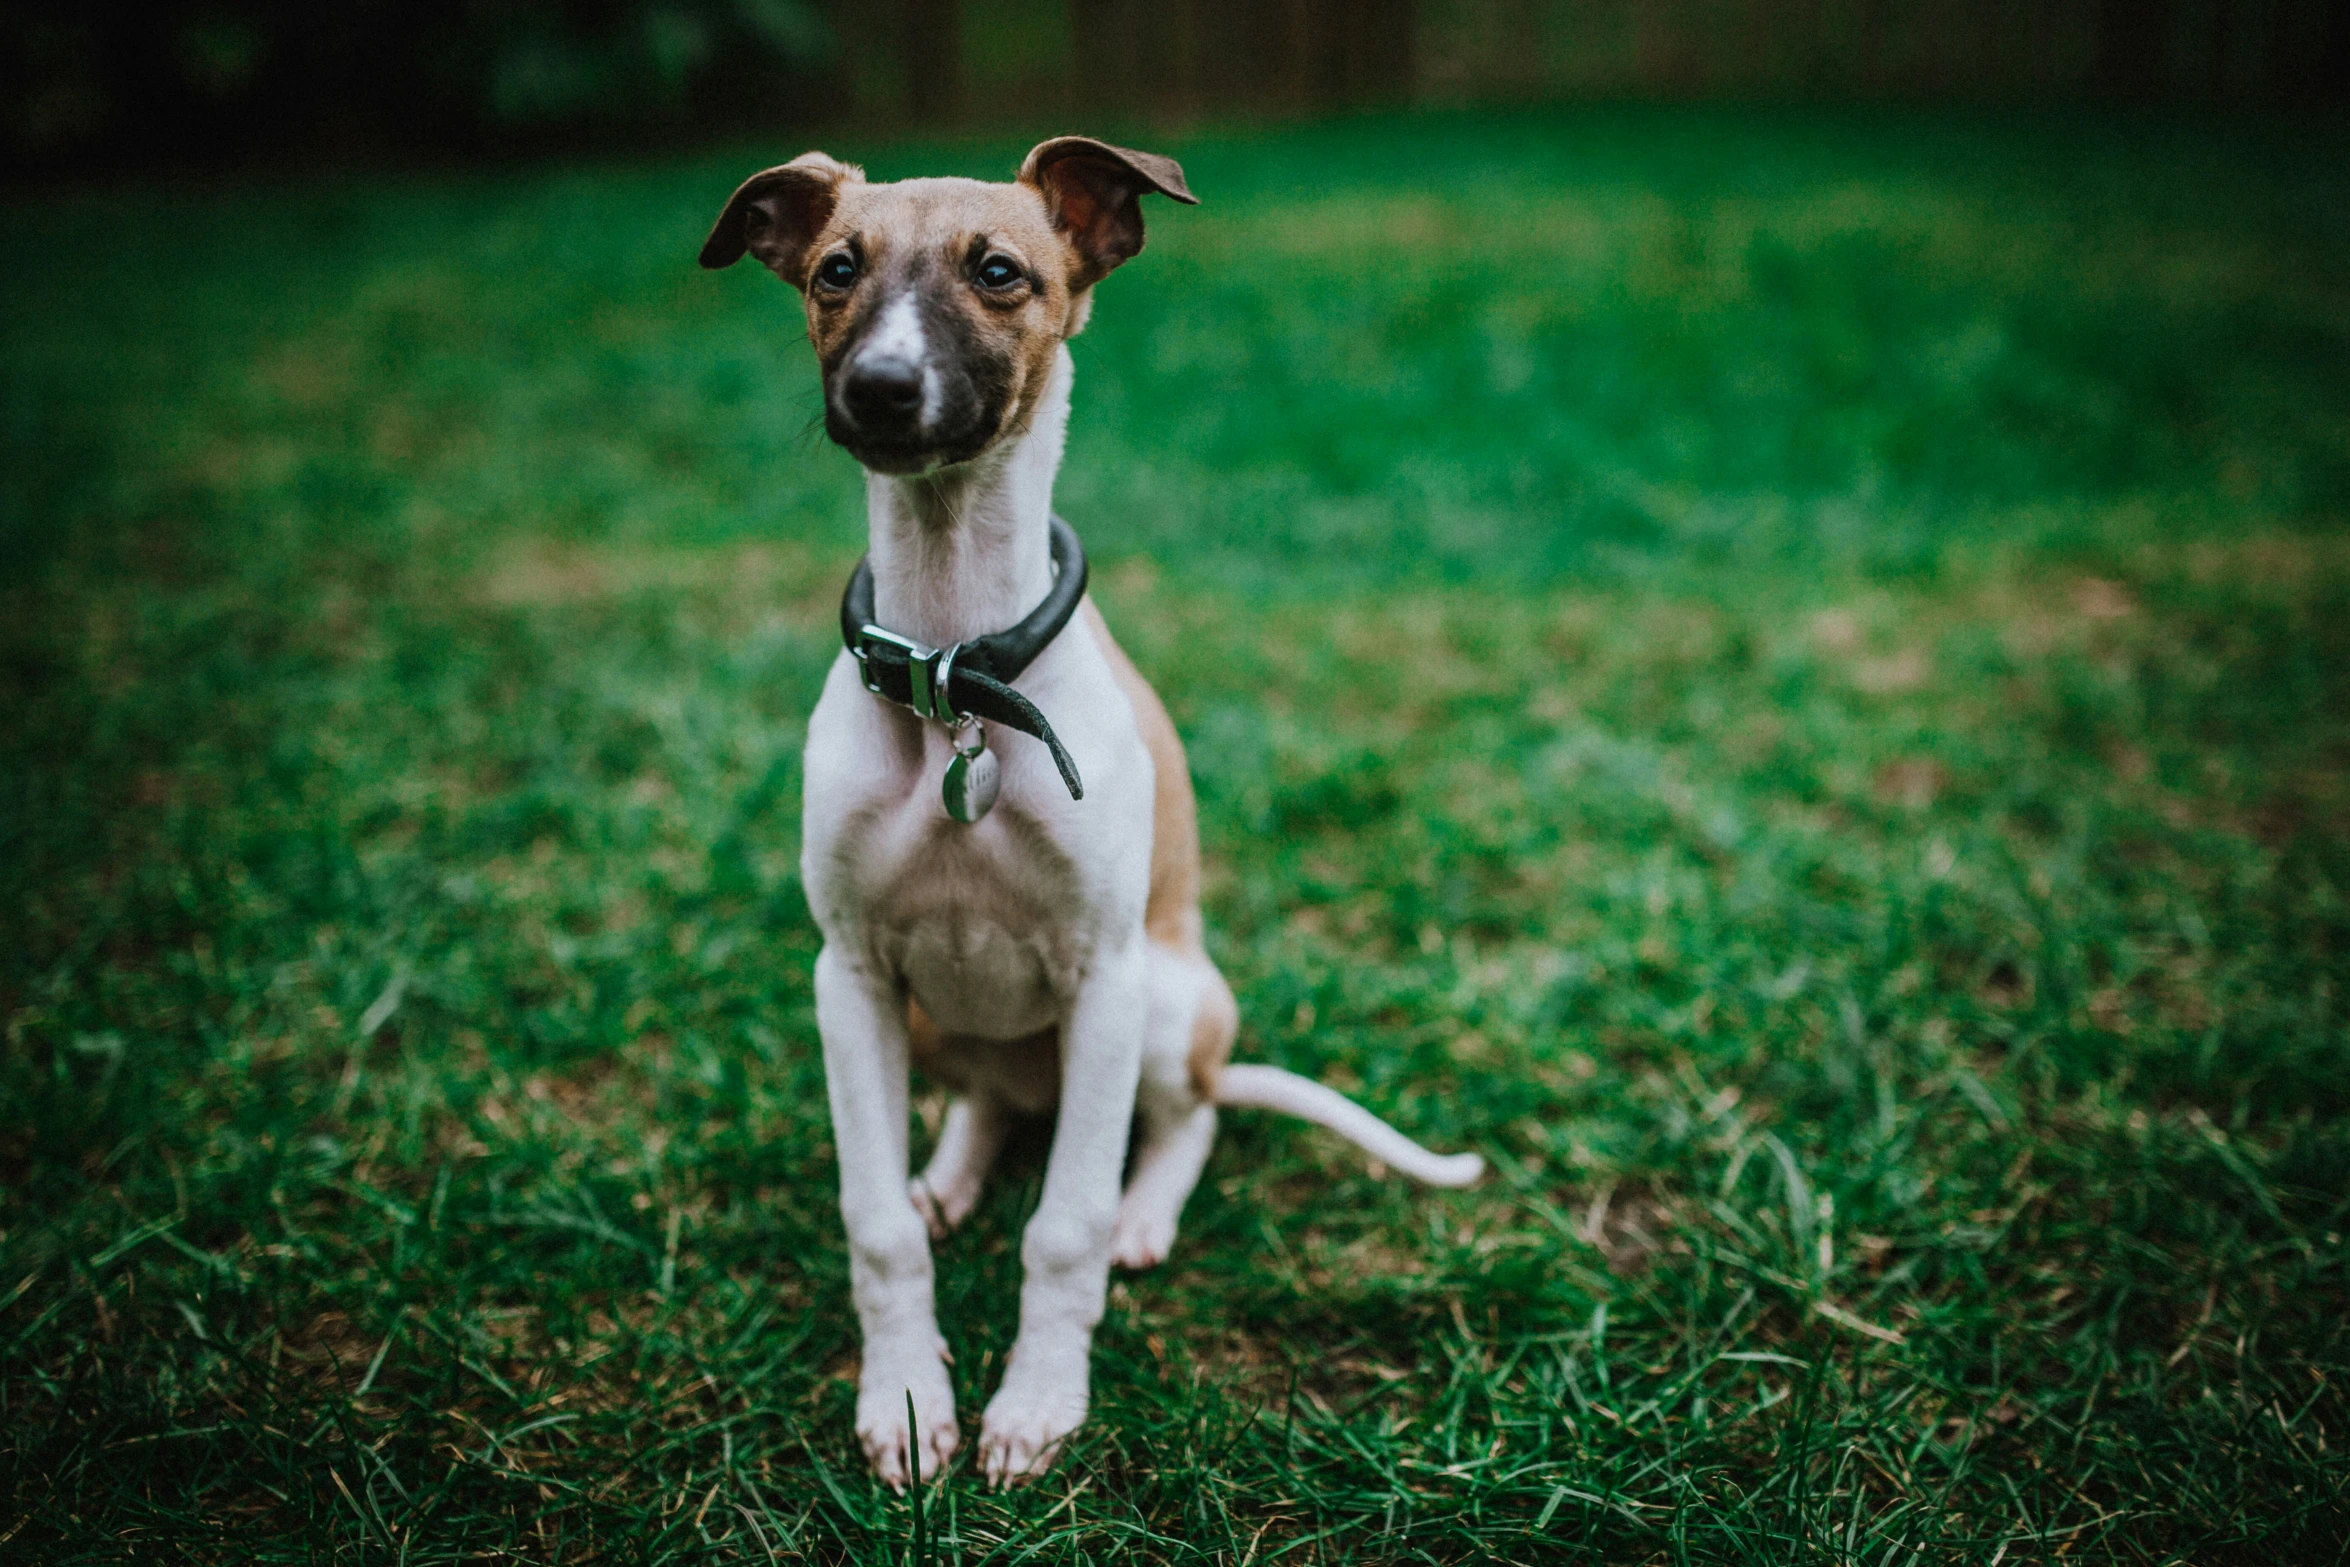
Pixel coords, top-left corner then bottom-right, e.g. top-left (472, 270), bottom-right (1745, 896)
top-left (8, 0), bottom-right (2346, 172)
top-left (911, 0), bottom-right (2350, 120)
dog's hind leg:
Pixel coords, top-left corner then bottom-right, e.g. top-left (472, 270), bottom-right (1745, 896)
top-left (911, 1092), bottom-right (1007, 1239)
top-left (1111, 946), bottom-right (1236, 1270)
top-left (1111, 1095), bottom-right (1214, 1270)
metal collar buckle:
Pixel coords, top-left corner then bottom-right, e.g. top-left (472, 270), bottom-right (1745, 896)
top-left (853, 624), bottom-right (965, 724)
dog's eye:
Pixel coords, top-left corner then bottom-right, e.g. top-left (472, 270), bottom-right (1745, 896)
top-left (974, 256), bottom-right (1024, 290)
top-left (815, 253), bottom-right (858, 290)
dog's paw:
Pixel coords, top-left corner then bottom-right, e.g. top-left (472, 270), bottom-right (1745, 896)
top-left (1109, 1201), bottom-right (1178, 1270)
top-left (977, 1369), bottom-right (1086, 1486)
top-left (856, 1335), bottom-right (958, 1491)
top-left (908, 1173), bottom-right (980, 1239)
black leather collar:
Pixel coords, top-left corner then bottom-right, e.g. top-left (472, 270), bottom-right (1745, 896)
top-left (839, 515), bottom-right (1088, 800)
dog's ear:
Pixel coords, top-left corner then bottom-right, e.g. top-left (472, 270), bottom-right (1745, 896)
top-left (700, 153), bottom-right (862, 283)
top-left (1018, 137), bottom-right (1196, 287)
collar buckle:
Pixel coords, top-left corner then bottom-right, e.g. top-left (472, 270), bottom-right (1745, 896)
top-left (853, 624), bottom-right (963, 723)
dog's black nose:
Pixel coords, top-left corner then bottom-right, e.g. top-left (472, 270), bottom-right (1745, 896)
top-left (842, 358), bottom-right (924, 429)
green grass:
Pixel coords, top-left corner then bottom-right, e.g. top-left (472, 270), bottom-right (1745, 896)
top-left (4, 105), bottom-right (2349, 1562)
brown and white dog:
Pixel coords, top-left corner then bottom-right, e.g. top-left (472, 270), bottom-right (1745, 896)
top-left (700, 138), bottom-right (1482, 1489)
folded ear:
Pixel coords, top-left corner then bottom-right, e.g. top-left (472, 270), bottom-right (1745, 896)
top-left (1018, 137), bottom-right (1197, 287)
top-left (699, 153), bottom-right (862, 283)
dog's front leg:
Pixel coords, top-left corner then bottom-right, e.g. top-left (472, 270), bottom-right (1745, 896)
top-left (813, 943), bottom-right (958, 1489)
top-left (978, 937), bottom-right (1149, 1484)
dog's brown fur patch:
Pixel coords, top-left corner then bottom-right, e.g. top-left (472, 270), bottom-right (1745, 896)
top-left (1084, 602), bottom-right (1238, 1097)
top-left (1185, 971), bottom-right (1239, 1101)
top-left (1082, 601), bottom-right (1199, 952)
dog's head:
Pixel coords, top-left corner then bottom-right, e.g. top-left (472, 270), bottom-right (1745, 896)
top-left (700, 138), bottom-right (1195, 475)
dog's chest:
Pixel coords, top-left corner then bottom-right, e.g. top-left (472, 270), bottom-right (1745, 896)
top-left (852, 803), bottom-right (1091, 1040)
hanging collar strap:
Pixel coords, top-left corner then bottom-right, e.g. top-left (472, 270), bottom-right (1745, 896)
top-left (840, 514), bottom-right (1089, 800)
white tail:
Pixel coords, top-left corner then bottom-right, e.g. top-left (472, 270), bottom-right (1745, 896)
top-left (1213, 1064), bottom-right (1485, 1187)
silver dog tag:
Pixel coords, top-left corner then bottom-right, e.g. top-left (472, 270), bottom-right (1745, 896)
top-left (942, 731), bottom-right (999, 823)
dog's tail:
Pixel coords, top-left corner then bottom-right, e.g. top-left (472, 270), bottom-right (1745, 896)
top-left (1213, 1064), bottom-right (1485, 1187)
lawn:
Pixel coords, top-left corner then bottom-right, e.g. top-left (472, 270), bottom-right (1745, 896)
top-left (3, 106), bottom-right (2348, 1563)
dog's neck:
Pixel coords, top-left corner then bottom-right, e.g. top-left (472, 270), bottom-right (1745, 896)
top-left (863, 346), bottom-right (1074, 650)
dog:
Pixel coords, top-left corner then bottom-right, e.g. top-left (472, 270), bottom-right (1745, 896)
top-left (699, 137), bottom-right (1483, 1489)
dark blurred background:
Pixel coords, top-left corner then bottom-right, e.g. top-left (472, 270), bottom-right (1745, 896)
top-left (8, 0), bottom-right (2347, 174)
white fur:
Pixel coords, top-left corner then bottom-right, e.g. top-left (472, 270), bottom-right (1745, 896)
top-left (801, 345), bottom-right (1481, 1491)
top-left (803, 346), bottom-right (1154, 1488)
top-left (857, 294), bottom-right (945, 434)
top-left (863, 293), bottom-right (927, 365)
top-left (1216, 1065), bottom-right (1485, 1186)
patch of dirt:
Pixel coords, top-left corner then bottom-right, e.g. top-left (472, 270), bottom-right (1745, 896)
top-left (275, 1310), bottom-right (390, 1395)
top-left (1809, 607), bottom-right (1865, 653)
top-left (1849, 647), bottom-right (1931, 694)
top-left (2071, 577), bottom-right (2136, 620)
top-left (471, 538), bottom-right (836, 630)
top-left (1873, 757), bottom-right (1947, 811)
top-left (1572, 1180), bottom-right (1682, 1277)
